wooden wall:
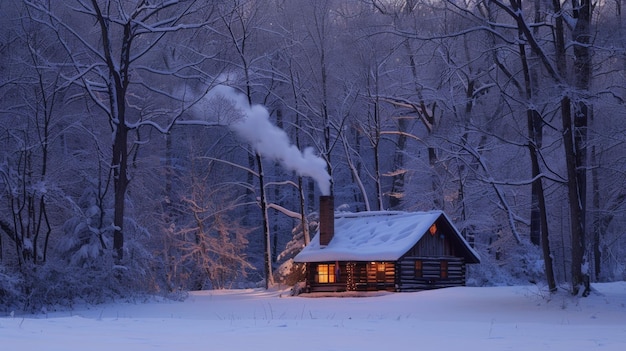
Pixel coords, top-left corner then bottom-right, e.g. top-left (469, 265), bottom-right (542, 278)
top-left (396, 257), bottom-right (466, 291)
top-left (305, 261), bottom-right (396, 292)
top-left (304, 262), bottom-right (345, 293)
top-left (305, 257), bottom-right (466, 292)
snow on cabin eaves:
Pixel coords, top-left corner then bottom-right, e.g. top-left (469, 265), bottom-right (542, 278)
top-left (294, 210), bottom-right (443, 263)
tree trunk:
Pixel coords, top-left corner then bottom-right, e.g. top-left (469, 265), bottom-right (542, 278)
top-left (389, 117), bottom-right (407, 210)
top-left (517, 0), bottom-right (557, 291)
top-left (572, 0), bottom-right (592, 296)
top-left (112, 121), bottom-right (129, 260)
top-left (591, 143), bottom-right (601, 280)
top-left (256, 153), bottom-right (274, 288)
top-left (528, 0), bottom-right (544, 247)
top-left (92, 0), bottom-right (131, 261)
top-left (298, 177), bottom-right (310, 245)
top-left (545, 0), bottom-right (588, 296)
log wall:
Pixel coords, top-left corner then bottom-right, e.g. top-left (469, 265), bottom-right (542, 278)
top-left (305, 257), bottom-right (466, 293)
top-left (396, 256), bottom-right (466, 291)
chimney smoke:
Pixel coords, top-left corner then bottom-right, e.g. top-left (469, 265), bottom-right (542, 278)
top-left (192, 84), bottom-right (331, 195)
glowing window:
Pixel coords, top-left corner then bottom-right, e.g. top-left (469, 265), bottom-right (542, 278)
top-left (317, 263), bottom-right (336, 283)
top-left (376, 263), bottom-right (386, 281)
top-left (377, 263), bottom-right (385, 272)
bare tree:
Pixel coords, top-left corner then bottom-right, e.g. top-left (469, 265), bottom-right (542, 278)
top-left (169, 164), bottom-right (252, 290)
top-left (214, 0), bottom-right (276, 287)
top-left (488, 0), bottom-right (598, 294)
top-left (24, 0), bottom-right (215, 261)
top-left (479, 0), bottom-right (557, 291)
top-left (0, 3), bottom-right (68, 266)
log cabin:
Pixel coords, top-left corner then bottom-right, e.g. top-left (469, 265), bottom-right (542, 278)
top-left (294, 196), bottom-right (480, 293)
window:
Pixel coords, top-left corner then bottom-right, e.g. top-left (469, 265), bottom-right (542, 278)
top-left (376, 263), bottom-right (386, 281)
top-left (414, 260), bottom-right (423, 278)
top-left (440, 261), bottom-right (448, 279)
top-left (317, 263), bottom-right (336, 283)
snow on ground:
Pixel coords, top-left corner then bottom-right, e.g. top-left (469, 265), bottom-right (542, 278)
top-left (2, 282), bottom-right (626, 350)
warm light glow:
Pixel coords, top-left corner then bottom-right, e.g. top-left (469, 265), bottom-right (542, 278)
top-left (346, 262), bottom-right (356, 291)
top-left (429, 224), bottom-right (437, 236)
top-left (317, 263), bottom-right (336, 283)
top-left (377, 263), bottom-right (385, 272)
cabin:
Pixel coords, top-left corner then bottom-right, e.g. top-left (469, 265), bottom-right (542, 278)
top-left (294, 196), bottom-right (480, 293)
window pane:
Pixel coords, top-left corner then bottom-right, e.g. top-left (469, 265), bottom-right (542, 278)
top-left (318, 264), bottom-right (336, 283)
top-left (376, 263), bottom-right (386, 281)
top-left (318, 264), bottom-right (328, 283)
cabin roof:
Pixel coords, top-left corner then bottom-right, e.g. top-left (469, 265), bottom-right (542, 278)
top-left (293, 210), bottom-right (480, 263)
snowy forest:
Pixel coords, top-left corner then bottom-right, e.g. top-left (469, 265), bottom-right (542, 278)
top-left (0, 0), bottom-right (624, 311)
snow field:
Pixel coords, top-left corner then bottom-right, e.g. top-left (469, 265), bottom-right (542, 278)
top-left (2, 283), bottom-right (626, 351)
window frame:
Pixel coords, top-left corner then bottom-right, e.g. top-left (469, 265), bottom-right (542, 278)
top-left (376, 262), bottom-right (386, 281)
top-left (317, 263), bottom-right (336, 283)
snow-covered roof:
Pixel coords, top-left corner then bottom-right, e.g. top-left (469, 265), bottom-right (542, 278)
top-left (294, 210), bottom-right (480, 263)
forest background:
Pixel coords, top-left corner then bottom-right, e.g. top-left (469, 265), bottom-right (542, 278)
top-left (1, 0), bottom-right (624, 311)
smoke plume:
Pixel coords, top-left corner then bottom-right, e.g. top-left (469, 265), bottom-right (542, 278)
top-left (196, 85), bottom-right (331, 195)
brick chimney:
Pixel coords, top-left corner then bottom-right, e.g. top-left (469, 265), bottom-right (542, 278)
top-left (319, 196), bottom-right (334, 247)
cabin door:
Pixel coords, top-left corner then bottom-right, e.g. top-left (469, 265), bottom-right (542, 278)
top-left (367, 262), bottom-right (388, 289)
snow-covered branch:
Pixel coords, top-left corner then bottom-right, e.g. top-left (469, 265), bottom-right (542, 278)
top-left (267, 203), bottom-right (303, 220)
